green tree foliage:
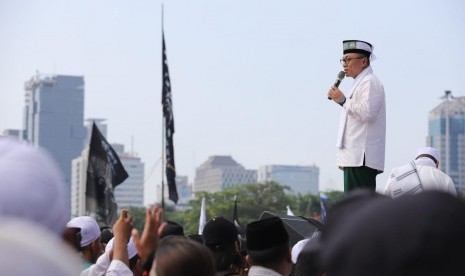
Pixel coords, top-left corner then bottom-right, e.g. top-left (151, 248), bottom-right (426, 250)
top-left (139, 183), bottom-right (345, 235)
top-left (127, 206), bottom-right (147, 233)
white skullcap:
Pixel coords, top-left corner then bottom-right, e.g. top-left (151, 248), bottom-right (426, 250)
top-left (0, 138), bottom-right (68, 235)
top-left (291, 238), bottom-right (310, 264)
top-left (0, 217), bottom-right (81, 275)
top-left (416, 147), bottom-right (440, 163)
top-left (67, 216), bottom-right (101, 247)
top-left (105, 236), bottom-right (138, 259)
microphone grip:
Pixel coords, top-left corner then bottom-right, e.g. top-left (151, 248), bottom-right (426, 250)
top-left (328, 79), bottom-right (342, 100)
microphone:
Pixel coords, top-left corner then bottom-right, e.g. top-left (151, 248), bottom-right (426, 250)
top-left (328, 71), bottom-right (346, 100)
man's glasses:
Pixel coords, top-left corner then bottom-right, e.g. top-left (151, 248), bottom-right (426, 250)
top-left (340, 56), bottom-right (365, 65)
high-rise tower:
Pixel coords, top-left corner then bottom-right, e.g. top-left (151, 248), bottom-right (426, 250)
top-left (23, 73), bottom-right (86, 211)
top-left (427, 91), bottom-right (465, 193)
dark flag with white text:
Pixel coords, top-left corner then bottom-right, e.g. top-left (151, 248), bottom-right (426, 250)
top-left (86, 123), bottom-right (128, 226)
top-left (162, 31), bottom-right (178, 204)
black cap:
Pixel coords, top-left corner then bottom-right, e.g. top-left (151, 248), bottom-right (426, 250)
top-left (246, 216), bottom-right (289, 251)
top-left (320, 191), bottom-right (465, 276)
top-left (203, 217), bottom-right (238, 248)
top-left (161, 220), bottom-right (184, 238)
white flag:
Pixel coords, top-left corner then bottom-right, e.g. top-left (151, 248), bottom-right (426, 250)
top-left (320, 193), bottom-right (329, 221)
top-left (286, 205), bottom-right (295, 216)
top-left (198, 197), bottom-right (207, 235)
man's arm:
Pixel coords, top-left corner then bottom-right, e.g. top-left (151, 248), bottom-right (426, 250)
top-left (112, 210), bottom-right (133, 267)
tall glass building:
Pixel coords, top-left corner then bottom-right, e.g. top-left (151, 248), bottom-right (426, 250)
top-left (257, 165), bottom-right (320, 195)
top-left (427, 92), bottom-right (465, 193)
top-left (23, 73), bottom-right (86, 211)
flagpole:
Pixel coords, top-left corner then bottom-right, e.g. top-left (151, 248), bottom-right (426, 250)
top-left (161, 118), bottom-right (165, 210)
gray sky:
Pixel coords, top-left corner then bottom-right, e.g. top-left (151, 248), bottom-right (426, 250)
top-left (1, 0), bottom-right (464, 205)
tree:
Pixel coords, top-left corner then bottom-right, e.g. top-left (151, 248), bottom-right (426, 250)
top-left (141, 183), bottom-right (344, 235)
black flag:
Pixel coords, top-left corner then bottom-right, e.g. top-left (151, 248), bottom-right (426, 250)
top-left (162, 31), bottom-right (178, 204)
top-left (86, 123), bottom-right (128, 226)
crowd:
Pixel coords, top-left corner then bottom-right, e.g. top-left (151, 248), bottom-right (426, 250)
top-left (2, 126), bottom-right (465, 276)
top-left (3, 38), bottom-right (465, 275)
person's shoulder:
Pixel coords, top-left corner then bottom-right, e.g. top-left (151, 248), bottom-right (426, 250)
top-left (389, 162), bottom-right (413, 177)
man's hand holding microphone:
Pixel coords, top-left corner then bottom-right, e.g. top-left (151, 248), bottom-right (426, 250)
top-left (328, 71), bottom-right (347, 106)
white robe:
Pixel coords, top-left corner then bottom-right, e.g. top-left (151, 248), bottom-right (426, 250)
top-left (384, 157), bottom-right (457, 197)
top-left (336, 66), bottom-right (386, 171)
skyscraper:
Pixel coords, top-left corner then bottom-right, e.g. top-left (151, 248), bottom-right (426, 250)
top-left (24, 73), bottom-right (86, 212)
top-left (427, 91), bottom-right (465, 193)
top-left (257, 165), bottom-right (320, 195)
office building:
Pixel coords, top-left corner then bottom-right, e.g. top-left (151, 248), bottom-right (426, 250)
top-left (428, 92), bottom-right (465, 193)
top-left (176, 175), bottom-right (193, 204)
top-left (1, 129), bottom-right (22, 139)
top-left (258, 165), bottom-right (320, 195)
top-left (194, 155), bottom-right (257, 193)
top-left (112, 143), bottom-right (145, 211)
top-left (23, 73), bottom-right (86, 212)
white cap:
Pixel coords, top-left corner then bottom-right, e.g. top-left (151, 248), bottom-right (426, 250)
top-left (105, 237), bottom-right (137, 259)
top-left (0, 138), bottom-right (68, 235)
top-left (67, 216), bottom-right (100, 247)
top-left (416, 147), bottom-right (439, 163)
top-left (291, 238), bottom-right (310, 264)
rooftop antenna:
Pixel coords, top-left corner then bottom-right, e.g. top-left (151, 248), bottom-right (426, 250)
top-left (131, 135), bottom-right (134, 156)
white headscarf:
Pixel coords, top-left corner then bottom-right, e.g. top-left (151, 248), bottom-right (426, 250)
top-left (0, 218), bottom-right (81, 275)
top-left (0, 138), bottom-right (69, 235)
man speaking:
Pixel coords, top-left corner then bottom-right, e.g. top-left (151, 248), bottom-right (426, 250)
top-left (327, 40), bottom-right (386, 193)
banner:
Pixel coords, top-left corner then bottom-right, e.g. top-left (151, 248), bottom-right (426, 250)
top-left (86, 123), bottom-right (128, 226)
top-left (162, 31), bottom-right (178, 204)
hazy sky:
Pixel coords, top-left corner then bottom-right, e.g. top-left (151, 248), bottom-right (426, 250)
top-left (1, 0), bottom-right (464, 205)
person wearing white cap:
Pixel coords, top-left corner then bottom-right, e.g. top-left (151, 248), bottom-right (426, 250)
top-left (327, 40), bottom-right (386, 193)
top-left (67, 216), bottom-right (104, 267)
top-left (80, 210), bottom-right (135, 276)
top-left (384, 147), bottom-right (457, 198)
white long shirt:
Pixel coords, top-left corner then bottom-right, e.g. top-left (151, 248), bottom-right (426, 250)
top-left (336, 66), bottom-right (386, 171)
top-left (384, 157), bottom-right (457, 197)
top-left (81, 252), bottom-right (132, 276)
top-left (248, 266), bottom-right (284, 276)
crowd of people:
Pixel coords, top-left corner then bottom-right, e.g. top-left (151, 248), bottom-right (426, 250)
top-left (2, 130), bottom-right (465, 276)
top-left (0, 38), bottom-right (464, 275)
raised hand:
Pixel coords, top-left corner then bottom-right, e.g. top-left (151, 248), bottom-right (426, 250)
top-left (132, 206), bottom-right (167, 262)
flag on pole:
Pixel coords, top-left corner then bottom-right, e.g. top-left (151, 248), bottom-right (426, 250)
top-left (86, 123), bottom-right (128, 226)
top-left (320, 193), bottom-right (329, 221)
top-left (198, 197), bottom-right (207, 235)
top-left (162, 30), bottom-right (178, 204)
top-left (286, 205), bottom-right (295, 216)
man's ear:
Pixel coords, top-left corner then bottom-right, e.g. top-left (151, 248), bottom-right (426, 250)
top-left (91, 239), bottom-right (102, 252)
top-left (234, 240), bottom-right (241, 253)
top-left (245, 254), bottom-right (253, 266)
